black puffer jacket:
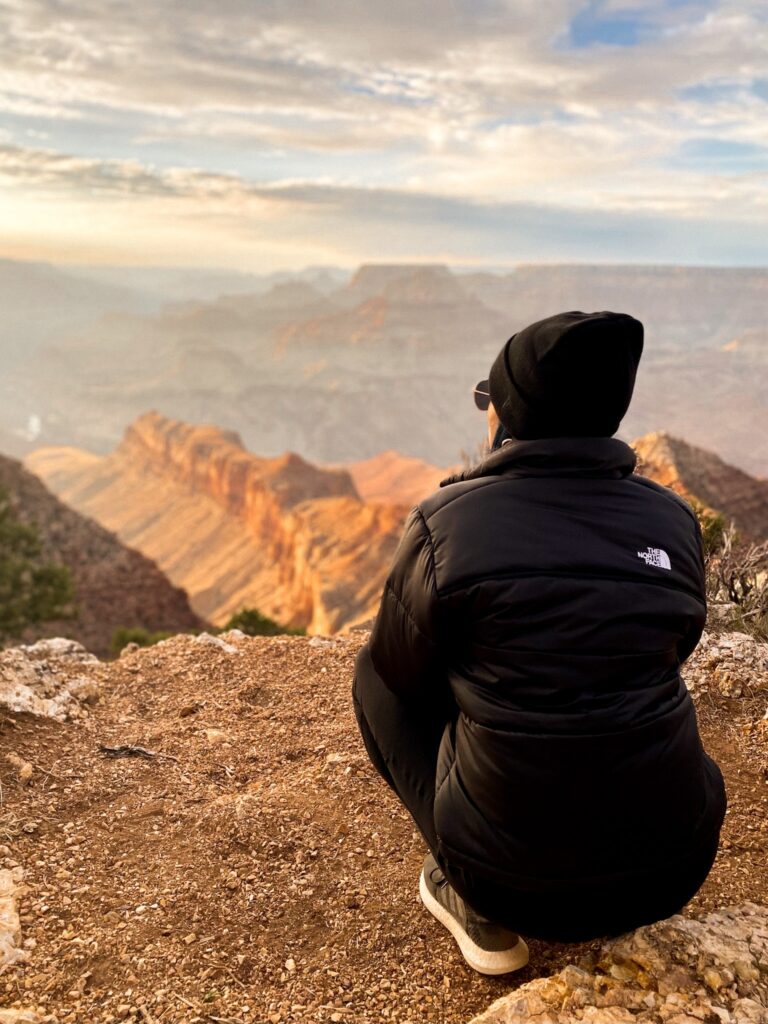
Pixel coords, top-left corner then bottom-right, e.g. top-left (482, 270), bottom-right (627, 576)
top-left (367, 435), bottom-right (725, 892)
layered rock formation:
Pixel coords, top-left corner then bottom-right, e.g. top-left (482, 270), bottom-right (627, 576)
top-left (6, 261), bottom-right (768, 473)
top-left (26, 413), bottom-right (406, 632)
top-left (634, 432), bottom-right (768, 541)
top-left (26, 416), bottom-right (768, 633)
top-left (0, 454), bottom-right (202, 656)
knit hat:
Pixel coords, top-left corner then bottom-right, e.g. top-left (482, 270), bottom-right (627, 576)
top-left (488, 310), bottom-right (643, 439)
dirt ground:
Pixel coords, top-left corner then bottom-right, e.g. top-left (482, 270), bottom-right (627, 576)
top-left (1, 631), bottom-right (766, 1024)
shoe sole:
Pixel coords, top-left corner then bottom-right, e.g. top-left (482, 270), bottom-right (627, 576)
top-left (419, 870), bottom-right (529, 976)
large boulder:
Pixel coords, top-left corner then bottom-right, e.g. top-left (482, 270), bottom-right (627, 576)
top-left (0, 637), bottom-right (101, 720)
top-left (468, 903), bottom-right (768, 1024)
top-left (684, 631), bottom-right (768, 698)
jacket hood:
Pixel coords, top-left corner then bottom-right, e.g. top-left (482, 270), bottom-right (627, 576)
top-left (440, 435), bottom-right (637, 487)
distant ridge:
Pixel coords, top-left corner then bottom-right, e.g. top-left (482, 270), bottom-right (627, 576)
top-left (6, 261), bottom-right (767, 473)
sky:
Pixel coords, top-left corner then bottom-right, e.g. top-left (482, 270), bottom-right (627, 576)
top-left (1, 0), bottom-right (767, 270)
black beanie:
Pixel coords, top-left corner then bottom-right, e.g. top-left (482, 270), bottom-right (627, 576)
top-left (488, 310), bottom-right (643, 439)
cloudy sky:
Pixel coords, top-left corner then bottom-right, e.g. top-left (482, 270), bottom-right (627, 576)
top-left (1, 0), bottom-right (767, 269)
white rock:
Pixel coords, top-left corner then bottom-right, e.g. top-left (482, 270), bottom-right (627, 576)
top-left (0, 639), bottom-right (101, 721)
top-left (194, 632), bottom-right (238, 655)
top-left (0, 868), bottom-right (28, 969)
top-left (19, 637), bottom-right (97, 663)
top-left (683, 631), bottom-right (768, 698)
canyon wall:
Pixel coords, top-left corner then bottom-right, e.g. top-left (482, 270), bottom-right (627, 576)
top-left (26, 413), bottom-right (406, 633)
top-left (8, 262), bottom-right (767, 476)
top-left (25, 415), bottom-right (768, 638)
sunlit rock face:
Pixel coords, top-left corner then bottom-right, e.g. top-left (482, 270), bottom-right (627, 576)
top-left (26, 413), bottom-right (407, 633)
top-left (344, 449), bottom-right (453, 507)
top-left (25, 409), bottom-right (768, 634)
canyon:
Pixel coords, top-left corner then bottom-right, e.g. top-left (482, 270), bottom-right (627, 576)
top-left (3, 260), bottom-right (766, 476)
top-left (24, 413), bottom-right (768, 641)
top-left (26, 412), bottom-right (407, 632)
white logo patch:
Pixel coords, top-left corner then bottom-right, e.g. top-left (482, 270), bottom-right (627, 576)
top-left (637, 546), bottom-right (671, 570)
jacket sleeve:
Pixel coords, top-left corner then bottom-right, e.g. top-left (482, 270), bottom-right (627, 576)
top-left (366, 506), bottom-right (446, 700)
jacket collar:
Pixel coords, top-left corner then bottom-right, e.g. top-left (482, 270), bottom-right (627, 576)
top-left (440, 436), bottom-right (637, 487)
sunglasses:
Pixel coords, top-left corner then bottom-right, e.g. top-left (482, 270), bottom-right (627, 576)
top-left (473, 379), bottom-right (490, 411)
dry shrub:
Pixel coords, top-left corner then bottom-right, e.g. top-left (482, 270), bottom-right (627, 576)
top-left (705, 520), bottom-right (768, 640)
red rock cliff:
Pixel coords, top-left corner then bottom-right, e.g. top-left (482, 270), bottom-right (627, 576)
top-left (26, 413), bottom-right (406, 633)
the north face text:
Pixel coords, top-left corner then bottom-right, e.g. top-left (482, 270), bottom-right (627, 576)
top-left (637, 546), bottom-right (672, 570)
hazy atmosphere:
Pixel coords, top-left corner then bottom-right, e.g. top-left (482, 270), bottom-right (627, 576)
top-left (2, 0), bottom-right (768, 268)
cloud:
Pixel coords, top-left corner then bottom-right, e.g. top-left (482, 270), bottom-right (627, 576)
top-left (0, 0), bottom-right (767, 266)
top-left (1, 141), bottom-right (766, 270)
top-left (1, 0), bottom-right (764, 128)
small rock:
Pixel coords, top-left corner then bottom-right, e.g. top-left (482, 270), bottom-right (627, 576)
top-left (5, 754), bottom-right (33, 786)
top-left (0, 867), bottom-right (27, 968)
top-left (194, 632), bottom-right (238, 655)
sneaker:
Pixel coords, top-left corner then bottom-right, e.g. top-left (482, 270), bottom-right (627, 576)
top-left (419, 853), bottom-right (529, 975)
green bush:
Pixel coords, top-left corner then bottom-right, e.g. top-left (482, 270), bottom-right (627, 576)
top-left (223, 607), bottom-right (305, 637)
top-left (111, 626), bottom-right (174, 655)
top-left (0, 487), bottom-right (75, 640)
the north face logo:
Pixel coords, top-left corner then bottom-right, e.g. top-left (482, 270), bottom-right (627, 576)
top-left (637, 546), bottom-right (671, 570)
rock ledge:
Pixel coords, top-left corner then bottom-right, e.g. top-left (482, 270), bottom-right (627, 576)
top-left (470, 903), bottom-right (768, 1023)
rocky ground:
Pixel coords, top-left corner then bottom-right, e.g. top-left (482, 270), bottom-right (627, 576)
top-left (0, 629), bottom-right (767, 1024)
